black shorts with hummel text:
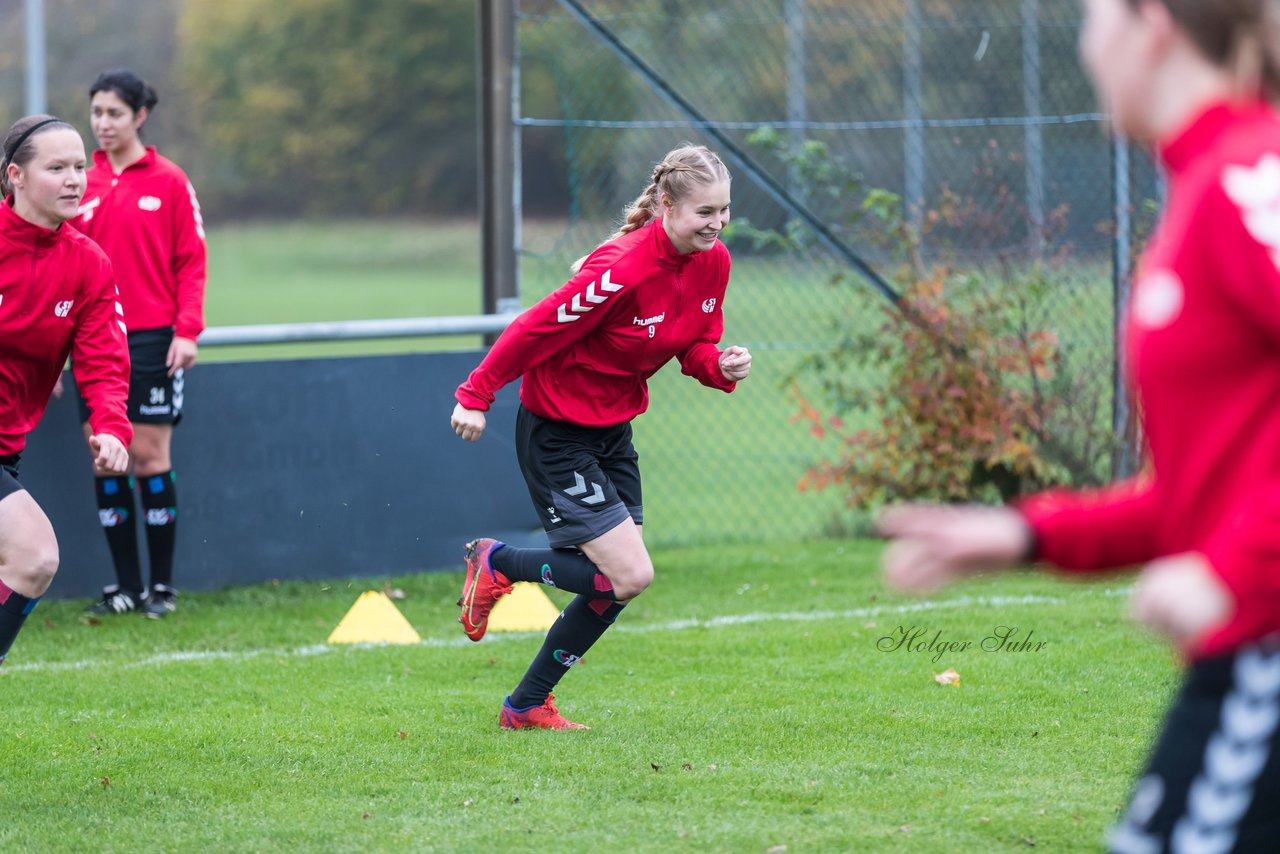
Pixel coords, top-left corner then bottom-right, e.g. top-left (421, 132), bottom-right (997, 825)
top-left (515, 405), bottom-right (642, 548)
top-left (78, 326), bottom-right (184, 426)
top-left (1107, 635), bottom-right (1280, 853)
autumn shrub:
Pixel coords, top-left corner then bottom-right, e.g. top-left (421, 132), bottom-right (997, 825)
top-left (730, 130), bottom-right (1116, 509)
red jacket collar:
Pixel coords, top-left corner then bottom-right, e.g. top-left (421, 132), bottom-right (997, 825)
top-left (0, 196), bottom-right (67, 249)
top-left (93, 145), bottom-right (158, 175)
top-left (1158, 99), bottom-right (1271, 175)
top-left (648, 217), bottom-right (696, 271)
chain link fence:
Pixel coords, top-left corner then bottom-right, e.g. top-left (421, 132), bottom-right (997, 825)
top-left (515, 0), bottom-right (1164, 547)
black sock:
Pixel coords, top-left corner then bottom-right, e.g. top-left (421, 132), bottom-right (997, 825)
top-left (140, 471), bottom-right (178, 588)
top-left (508, 596), bottom-right (626, 709)
top-left (95, 475), bottom-right (142, 596)
top-left (0, 580), bottom-right (39, 666)
top-left (490, 546), bottom-right (617, 599)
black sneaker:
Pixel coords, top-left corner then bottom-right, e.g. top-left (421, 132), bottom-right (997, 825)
top-left (84, 585), bottom-right (140, 616)
top-left (142, 583), bottom-right (178, 619)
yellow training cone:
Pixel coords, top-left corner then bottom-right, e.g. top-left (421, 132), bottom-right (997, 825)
top-left (328, 591), bottom-right (422, 644)
top-left (487, 582), bottom-right (560, 632)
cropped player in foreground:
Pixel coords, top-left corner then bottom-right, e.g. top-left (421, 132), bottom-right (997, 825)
top-left (0, 115), bottom-right (131, 666)
top-left (73, 70), bottom-right (207, 619)
top-left (880, 1), bottom-right (1280, 850)
top-left (451, 144), bottom-right (751, 730)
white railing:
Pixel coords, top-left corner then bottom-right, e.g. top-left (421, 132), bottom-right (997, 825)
top-left (198, 314), bottom-right (518, 347)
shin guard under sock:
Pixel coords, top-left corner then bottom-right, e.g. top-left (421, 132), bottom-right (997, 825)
top-left (140, 472), bottom-right (177, 588)
top-left (508, 596), bottom-right (626, 709)
top-left (0, 580), bottom-right (39, 666)
top-left (490, 546), bottom-right (617, 599)
top-left (95, 475), bottom-right (142, 596)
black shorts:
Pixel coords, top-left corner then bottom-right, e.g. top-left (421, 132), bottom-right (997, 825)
top-left (515, 405), bottom-right (642, 548)
top-left (1107, 636), bottom-right (1280, 853)
top-left (0, 454), bottom-right (22, 502)
top-left (78, 327), bottom-right (184, 426)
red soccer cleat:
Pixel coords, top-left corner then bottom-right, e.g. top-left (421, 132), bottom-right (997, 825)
top-left (457, 538), bottom-right (512, 642)
top-left (500, 694), bottom-right (590, 730)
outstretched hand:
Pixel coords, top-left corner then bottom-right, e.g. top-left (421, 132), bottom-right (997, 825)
top-left (877, 503), bottom-right (1033, 594)
top-left (451, 403), bottom-right (486, 442)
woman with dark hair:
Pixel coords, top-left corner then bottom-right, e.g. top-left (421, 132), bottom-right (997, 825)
top-left (0, 115), bottom-right (131, 666)
top-left (450, 143), bottom-right (752, 730)
top-left (879, 1), bottom-right (1280, 849)
top-left (73, 70), bottom-right (207, 619)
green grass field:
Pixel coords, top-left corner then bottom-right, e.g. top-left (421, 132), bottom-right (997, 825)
top-left (3, 540), bottom-right (1175, 852)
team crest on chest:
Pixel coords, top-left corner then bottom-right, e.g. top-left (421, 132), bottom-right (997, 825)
top-left (702, 298), bottom-right (717, 313)
top-left (54, 300), bottom-right (74, 318)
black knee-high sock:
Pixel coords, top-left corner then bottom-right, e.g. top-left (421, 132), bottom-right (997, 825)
top-left (140, 472), bottom-right (177, 588)
top-left (508, 596), bottom-right (626, 709)
top-left (95, 475), bottom-right (142, 596)
top-left (490, 546), bottom-right (617, 599)
top-left (0, 580), bottom-right (39, 666)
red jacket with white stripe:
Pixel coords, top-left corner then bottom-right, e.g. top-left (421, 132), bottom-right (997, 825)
top-left (456, 218), bottom-right (736, 426)
top-left (0, 200), bottom-right (132, 456)
top-left (1018, 100), bottom-right (1280, 659)
top-left (71, 147), bottom-right (207, 340)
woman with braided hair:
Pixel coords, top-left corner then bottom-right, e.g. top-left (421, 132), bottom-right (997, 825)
top-left (450, 143), bottom-right (752, 730)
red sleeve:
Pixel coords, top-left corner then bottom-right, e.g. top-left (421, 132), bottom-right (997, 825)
top-left (677, 251), bottom-right (735, 392)
top-left (1016, 475), bottom-right (1162, 571)
top-left (170, 176), bottom-right (207, 339)
top-left (455, 254), bottom-right (625, 411)
top-left (72, 256), bottom-right (133, 448)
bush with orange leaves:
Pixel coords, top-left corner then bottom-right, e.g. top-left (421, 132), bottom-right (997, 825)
top-left (732, 129), bottom-right (1116, 509)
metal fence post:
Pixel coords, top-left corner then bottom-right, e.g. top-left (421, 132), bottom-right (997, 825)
top-left (1111, 134), bottom-right (1136, 479)
top-left (903, 0), bottom-right (925, 232)
top-left (479, 0), bottom-right (521, 343)
top-left (1022, 0), bottom-right (1044, 255)
top-left (785, 0), bottom-right (807, 202)
top-left (24, 0), bottom-right (47, 115)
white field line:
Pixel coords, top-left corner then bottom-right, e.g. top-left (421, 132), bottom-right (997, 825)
top-left (2, 593), bottom-right (1073, 677)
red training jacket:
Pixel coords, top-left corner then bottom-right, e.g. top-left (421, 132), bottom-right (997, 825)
top-left (0, 200), bottom-right (132, 456)
top-left (1019, 100), bottom-right (1280, 659)
top-left (72, 147), bottom-right (207, 340)
top-left (456, 218), bottom-right (736, 426)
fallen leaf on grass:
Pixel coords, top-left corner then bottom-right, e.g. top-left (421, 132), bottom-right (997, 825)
top-left (100, 777), bottom-right (110, 788)
top-left (398, 731), bottom-right (407, 740)
top-left (933, 668), bottom-right (961, 687)
top-left (44, 618), bottom-right (56, 630)
top-left (382, 583), bottom-right (407, 600)
top-left (650, 763), bottom-right (662, 772)
top-left (463, 799), bottom-right (474, 807)
top-left (362, 812), bottom-right (370, 820)
top-left (681, 763), bottom-right (693, 771)
top-left (81, 616), bottom-right (102, 626)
